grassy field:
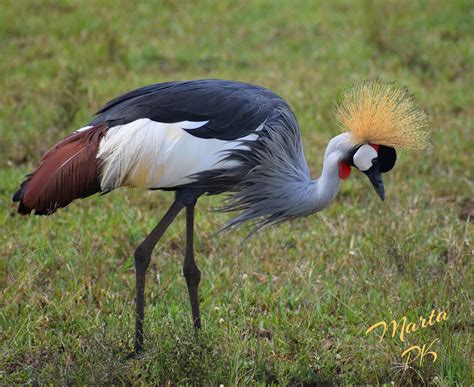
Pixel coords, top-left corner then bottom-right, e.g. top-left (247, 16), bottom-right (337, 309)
top-left (1, 0), bottom-right (472, 384)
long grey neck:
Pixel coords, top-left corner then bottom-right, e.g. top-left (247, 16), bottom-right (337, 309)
top-left (294, 133), bottom-right (350, 217)
top-left (310, 151), bottom-right (343, 211)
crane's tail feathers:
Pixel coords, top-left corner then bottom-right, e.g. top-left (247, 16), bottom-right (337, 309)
top-left (13, 124), bottom-right (109, 215)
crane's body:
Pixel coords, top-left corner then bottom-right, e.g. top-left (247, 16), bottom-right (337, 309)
top-left (91, 80), bottom-right (289, 192)
top-left (12, 79), bottom-right (428, 355)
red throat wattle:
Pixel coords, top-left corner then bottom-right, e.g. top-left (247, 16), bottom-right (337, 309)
top-left (339, 160), bottom-right (351, 179)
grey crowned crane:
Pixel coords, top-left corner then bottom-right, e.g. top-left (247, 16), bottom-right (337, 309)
top-left (13, 79), bottom-right (429, 355)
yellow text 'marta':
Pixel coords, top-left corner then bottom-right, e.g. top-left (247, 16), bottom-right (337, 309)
top-left (365, 309), bottom-right (447, 342)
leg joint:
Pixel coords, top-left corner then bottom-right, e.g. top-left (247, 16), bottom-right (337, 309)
top-left (183, 264), bottom-right (201, 282)
top-left (134, 245), bottom-right (151, 266)
top-left (175, 189), bottom-right (204, 207)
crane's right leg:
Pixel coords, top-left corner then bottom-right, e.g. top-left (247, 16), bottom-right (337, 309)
top-left (133, 200), bottom-right (184, 355)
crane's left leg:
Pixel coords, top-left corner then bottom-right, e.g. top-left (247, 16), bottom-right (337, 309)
top-left (183, 203), bottom-right (201, 329)
top-left (133, 200), bottom-right (184, 356)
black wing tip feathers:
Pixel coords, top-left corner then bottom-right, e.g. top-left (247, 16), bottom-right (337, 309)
top-left (12, 174), bottom-right (32, 203)
top-left (12, 189), bottom-right (22, 203)
top-left (13, 176), bottom-right (31, 215)
top-left (17, 202), bottom-right (32, 215)
top-left (12, 174), bottom-right (35, 215)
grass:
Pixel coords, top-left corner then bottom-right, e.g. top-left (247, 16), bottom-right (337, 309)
top-left (0, 0), bottom-right (472, 384)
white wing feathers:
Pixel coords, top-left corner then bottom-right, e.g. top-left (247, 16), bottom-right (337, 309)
top-left (96, 118), bottom-right (255, 190)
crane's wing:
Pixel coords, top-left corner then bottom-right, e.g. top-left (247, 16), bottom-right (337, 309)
top-left (89, 79), bottom-right (289, 140)
top-left (87, 79), bottom-right (300, 191)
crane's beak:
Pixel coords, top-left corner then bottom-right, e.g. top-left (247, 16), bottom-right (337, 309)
top-left (364, 163), bottom-right (385, 201)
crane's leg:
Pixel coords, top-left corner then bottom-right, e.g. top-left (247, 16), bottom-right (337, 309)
top-left (133, 199), bottom-right (184, 355)
top-left (183, 203), bottom-right (201, 329)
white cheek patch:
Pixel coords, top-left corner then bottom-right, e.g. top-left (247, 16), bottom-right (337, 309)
top-left (353, 144), bottom-right (378, 171)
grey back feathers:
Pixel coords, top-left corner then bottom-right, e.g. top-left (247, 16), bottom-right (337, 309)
top-left (90, 79), bottom-right (289, 141)
top-left (218, 107), bottom-right (312, 231)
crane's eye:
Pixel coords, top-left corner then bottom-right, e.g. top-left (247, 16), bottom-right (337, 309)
top-left (372, 158), bottom-right (378, 165)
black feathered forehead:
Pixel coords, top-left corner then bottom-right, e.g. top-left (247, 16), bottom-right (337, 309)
top-left (378, 145), bottom-right (397, 173)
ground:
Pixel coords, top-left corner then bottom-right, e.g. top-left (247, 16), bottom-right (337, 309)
top-left (0, 0), bottom-right (472, 385)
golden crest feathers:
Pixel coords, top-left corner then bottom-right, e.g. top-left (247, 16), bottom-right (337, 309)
top-left (334, 80), bottom-right (430, 150)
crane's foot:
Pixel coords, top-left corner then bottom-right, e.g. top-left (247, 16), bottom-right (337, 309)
top-left (122, 349), bottom-right (142, 361)
top-left (122, 339), bottom-right (144, 361)
top-left (193, 316), bottom-right (201, 330)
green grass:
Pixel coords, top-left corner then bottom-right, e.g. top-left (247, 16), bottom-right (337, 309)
top-left (1, 0), bottom-right (472, 384)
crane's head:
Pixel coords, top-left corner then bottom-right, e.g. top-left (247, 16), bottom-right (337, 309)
top-left (334, 79), bottom-right (429, 200)
top-left (339, 143), bottom-right (396, 200)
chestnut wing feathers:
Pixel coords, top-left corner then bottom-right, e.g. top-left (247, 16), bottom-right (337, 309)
top-left (13, 125), bottom-right (108, 215)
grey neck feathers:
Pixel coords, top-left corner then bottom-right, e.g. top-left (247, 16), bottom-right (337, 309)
top-left (288, 132), bottom-right (351, 217)
top-left (308, 151), bottom-right (343, 212)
